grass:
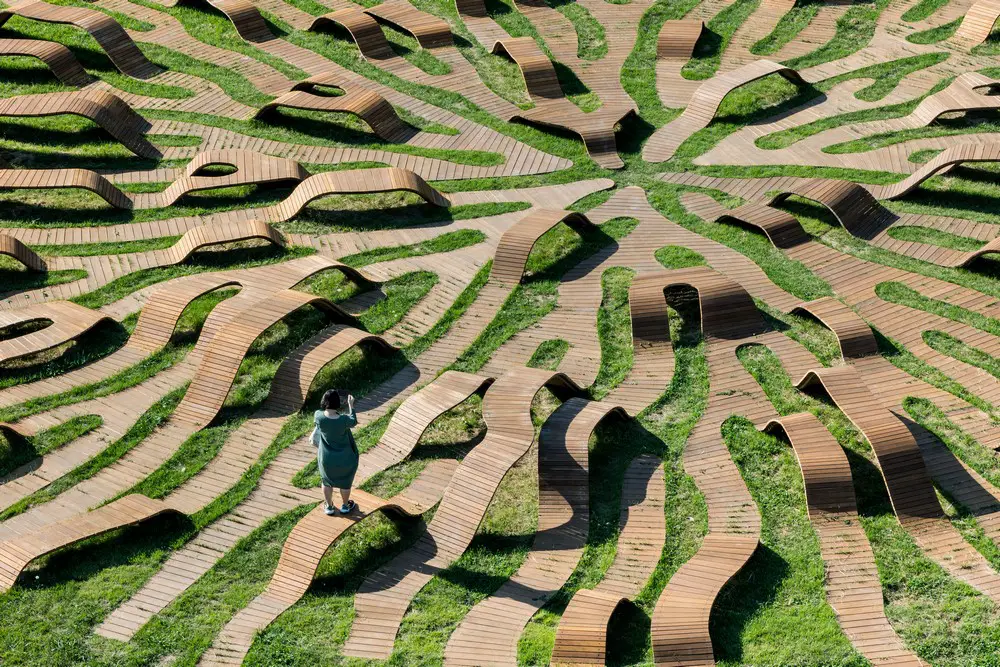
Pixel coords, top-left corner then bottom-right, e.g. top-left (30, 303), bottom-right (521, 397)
top-left (682, 0), bottom-right (762, 81)
top-left (752, 0), bottom-right (822, 56)
top-left (0, 414), bottom-right (102, 477)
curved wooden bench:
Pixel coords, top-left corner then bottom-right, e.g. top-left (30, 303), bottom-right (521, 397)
top-left (767, 179), bottom-right (897, 241)
top-left (260, 167), bottom-right (449, 222)
top-left (0, 233), bottom-right (46, 271)
top-left (908, 72), bottom-right (1000, 124)
top-left (0, 167), bottom-right (131, 209)
top-left (257, 75), bottom-right (412, 142)
top-left (644, 60), bottom-right (807, 162)
top-left (490, 37), bottom-right (633, 169)
top-left (363, 0), bottom-right (453, 49)
top-left (0, 37), bottom-right (89, 86)
top-left (656, 19), bottom-right (705, 59)
top-left (148, 220), bottom-right (286, 267)
top-left (212, 0), bottom-right (274, 42)
top-left (870, 142), bottom-right (1000, 200)
top-left (791, 297), bottom-right (879, 359)
top-left (679, 191), bottom-right (811, 249)
top-left (444, 397), bottom-right (628, 666)
top-left (951, 0), bottom-right (1000, 48)
top-left (0, 301), bottom-right (111, 365)
top-left (342, 367), bottom-right (583, 659)
top-left (547, 454), bottom-right (666, 667)
top-left (455, 0), bottom-right (487, 18)
top-left (762, 413), bottom-right (926, 666)
top-left (0, 324), bottom-right (394, 593)
top-left (0, 0), bottom-right (159, 79)
top-left (309, 7), bottom-right (397, 60)
top-left (795, 365), bottom-right (1000, 602)
top-left (490, 208), bottom-right (595, 284)
top-left (153, 149), bottom-right (310, 207)
top-left (0, 90), bottom-right (160, 159)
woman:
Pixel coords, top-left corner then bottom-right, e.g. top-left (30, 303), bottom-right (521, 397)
top-left (313, 389), bottom-right (359, 515)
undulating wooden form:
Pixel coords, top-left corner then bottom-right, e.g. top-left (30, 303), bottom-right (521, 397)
top-left (704, 198), bottom-right (811, 249)
top-left (444, 397), bottom-right (628, 666)
top-left (490, 208), bottom-right (595, 284)
top-left (0, 324), bottom-right (392, 593)
top-left (950, 0), bottom-right (1000, 48)
top-left (257, 74), bottom-right (413, 142)
top-left (795, 365), bottom-right (1000, 602)
top-left (0, 234), bottom-right (46, 271)
top-left (362, 0), bottom-right (453, 49)
top-left (0, 0), bottom-right (159, 78)
top-left (656, 19), bottom-right (705, 59)
top-left (0, 38), bottom-right (90, 86)
top-left (868, 142), bottom-right (1000, 200)
top-left (490, 37), bottom-right (634, 169)
top-left (791, 297), bottom-right (879, 360)
top-left (0, 90), bottom-right (161, 158)
top-left (212, 0), bottom-right (273, 42)
top-left (309, 7), bottom-right (398, 61)
top-left (0, 300), bottom-right (110, 365)
top-left (0, 167), bottom-right (133, 209)
top-left (342, 367), bottom-right (583, 659)
top-left (549, 454), bottom-right (666, 666)
top-left (146, 220), bottom-right (287, 266)
top-left (644, 60), bottom-right (807, 162)
top-left (762, 413), bottom-right (925, 666)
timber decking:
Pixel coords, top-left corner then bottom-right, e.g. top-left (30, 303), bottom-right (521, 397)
top-left (950, 0), bottom-right (1000, 48)
top-left (0, 90), bottom-right (161, 159)
top-left (762, 413), bottom-right (925, 666)
top-left (258, 75), bottom-right (413, 142)
top-left (0, 301), bottom-right (110, 365)
top-left (791, 297), bottom-right (879, 359)
top-left (645, 60), bottom-right (807, 163)
top-left (490, 37), bottom-right (634, 169)
top-left (0, 234), bottom-right (45, 271)
top-left (96, 369), bottom-right (490, 642)
top-left (342, 367), bottom-right (583, 659)
top-left (444, 397), bottom-right (628, 666)
top-left (0, 0), bottom-right (159, 78)
top-left (363, 0), bottom-right (453, 49)
top-left (548, 454), bottom-right (666, 667)
top-left (0, 38), bottom-right (89, 86)
top-left (795, 365), bottom-right (1000, 602)
top-left (490, 208), bottom-right (595, 284)
top-left (0, 324), bottom-right (392, 593)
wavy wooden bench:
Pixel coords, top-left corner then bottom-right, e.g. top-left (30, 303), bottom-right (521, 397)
top-left (0, 90), bottom-right (161, 158)
top-left (0, 324), bottom-right (392, 593)
top-left (762, 413), bottom-right (926, 666)
top-left (444, 397), bottom-right (628, 666)
top-left (0, 37), bottom-right (89, 86)
top-left (96, 368), bottom-right (488, 642)
top-left (258, 167), bottom-right (449, 222)
top-left (309, 7), bottom-right (397, 61)
top-left (490, 208), bottom-right (595, 284)
top-left (342, 367), bottom-right (583, 659)
top-left (791, 297), bottom-right (879, 360)
top-left (257, 74), bottom-right (413, 142)
top-left (644, 60), bottom-right (807, 162)
top-left (657, 19), bottom-right (705, 60)
top-left (950, 0), bottom-right (1000, 48)
top-left (0, 0), bottom-right (159, 79)
top-left (144, 220), bottom-right (287, 267)
top-left (363, 0), bottom-right (453, 49)
top-left (212, 0), bottom-right (274, 42)
top-left (0, 167), bottom-right (132, 208)
top-left (795, 365), bottom-right (1000, 603)
top-left (767, 178), bottom-right (896, 241)
top-left (679, 191), bottom-right (811, 249)
top-left (0, 233), bottom-right (46, 271)
top-left (0, 300), bottom-right (111, 365)
top-left (868, 142), bottom-right (1000, 200)
top-left (491, 37), bottom-right (634, 169)
top-left (547, 454), bottom-right (665, 666)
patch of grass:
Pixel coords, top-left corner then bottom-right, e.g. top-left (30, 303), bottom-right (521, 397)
top-left (902, 0), bottom-right (951, 21)
top-left (31, 237), bottom-right (181, 257)
top-left (357, 271), bottom-right (438, 333)
top-left (589, 266), bottom-right (635, 398)
top-left (752, 0), bottom-right (822, 56)
top-left (340, 229), bottom-right (487, 267)
top-left (0, 413), bottom-right (102, 477)
top-left (526, 338), bottom-right (569, 370)
top-left (886, 225), bottom-right (984, 251)
top-left (907, 18), bottom-right (961, 44)
top-left (682, 0), bottom-right (762, 81)
top-left (278, 199), bottom-right (530, 235)
top-left (549, 0), bottom-right (607, 60)
top-left (655, 244), bottom-right (707, 269)
top-left (783, 0), bottom-right (892, 70)
top-left (0, 265), bottom-right (87, 294)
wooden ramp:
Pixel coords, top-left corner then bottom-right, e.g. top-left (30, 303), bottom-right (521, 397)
top-left (644, 60), bottom-right (807, 163)
top-left (549, 454), bottom-right (666, 666)
top-left (762, 413), bottom-right (925, 666)
top-left (444, 397), bottom-right (627, 666)
top-left (0, 38), bottom-right (89, 86)
top-left (0, 90), bottom-right (161, 158)
top-left (950, 0), bottom-right (1000, 48)
top-left (490, 37), bottom-right (633, 169)
top-left (0, 301), bottom-right (111, 365)
top-left (342, 367), bottom-right (582, 659)
top-left (491, 209), bottom-right (595, 284)
top-left (791, 297), bottom-right (879, 360)
top-left (0, 234), bottom-right (46, 271)
top-left (309, 7), bottom-right (398, 61)
top-left (795, 365), bottom-right (1000, 603)
top-left (258, 75), bottom-right (413, 142)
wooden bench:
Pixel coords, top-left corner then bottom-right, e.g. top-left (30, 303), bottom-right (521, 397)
top-left (491, 208), bottom-right (595, 284)
top-left (0, 37), bottom-right (89, 86)
top-left (0, 300), bottom-right (111, 365)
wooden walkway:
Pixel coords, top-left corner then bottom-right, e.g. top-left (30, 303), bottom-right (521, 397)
top-left (950, 0), bottom-right (1000, 48)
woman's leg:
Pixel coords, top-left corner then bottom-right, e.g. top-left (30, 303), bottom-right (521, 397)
top-left (323, 484), bottom-right (335, 508)
top-left (339, 487), bottom-right (352, 505)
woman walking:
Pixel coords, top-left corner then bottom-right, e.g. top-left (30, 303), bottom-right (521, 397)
top-left (313, 389), bottom-right (359, 515)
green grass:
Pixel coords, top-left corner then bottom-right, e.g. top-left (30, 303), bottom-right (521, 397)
top-left (682, 0), bottom-right (762, 81)
top-left (752, 0), bottom-right (822, 56)
top-left (902, 0), bottom-right (951, 21)
top-left (0, 413), bottom-right (102, 477)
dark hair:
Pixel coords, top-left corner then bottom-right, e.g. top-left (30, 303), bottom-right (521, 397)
top-left (320, 389), bottom-right (341, 411)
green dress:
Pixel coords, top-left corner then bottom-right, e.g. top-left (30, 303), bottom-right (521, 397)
top-left (314, 409), bottom-right (359, 488)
